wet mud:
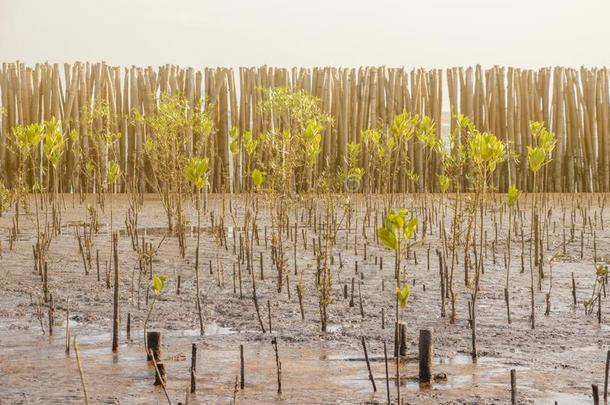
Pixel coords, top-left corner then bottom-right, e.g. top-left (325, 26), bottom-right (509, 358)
top-left (0, 193), bottom-right (607, 404)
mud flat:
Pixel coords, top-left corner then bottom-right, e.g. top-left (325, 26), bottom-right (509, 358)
top-left (0, 193), bottom-right (607, 404)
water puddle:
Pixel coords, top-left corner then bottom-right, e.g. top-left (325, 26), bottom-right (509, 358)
top-left (169, 322), bottom-right (235, 337)
top-left (532, 391), bottom-right (592, 404)
top-left (0, 323), bottom-right (598, 404)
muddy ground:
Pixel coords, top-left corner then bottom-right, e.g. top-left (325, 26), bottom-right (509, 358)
top-left (0, 193), bottom-right (608, 404)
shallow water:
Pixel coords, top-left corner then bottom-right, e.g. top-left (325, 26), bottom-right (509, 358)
top-left (0, 193), bottom-right (607, 404)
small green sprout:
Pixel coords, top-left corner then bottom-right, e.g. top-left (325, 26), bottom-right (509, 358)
top-left (243, 131), bottom-right (257, 156)
top-left (396, 284), bottom-right (411, 309)
top-left (107, 161), bottom-right (121, 185)
top-left (229, 127), bottom-right (240, 154)
top-left (69, 129), bottom-right (79, 142)
top-left (84, 160), bottom-right (95, 176)
top-left (251, 168), bottom-right (266, 188)
top-left (416, 116), bottom-right (437, 148)
top-left (507, 184), bottom-right (521, 207)
top-left (347, 142), bottom-right (361, 166)
top-left (183, 157), bottom-right (210, 191)
top-left (348, 167), bottom-right (364, 181)
top-left (527, 147), bottom-right (546, 173)
top-left (527, 121), bottom-right (556, 173)
top-left (152, 274), bottom-right (168, 295)
top-left (43, 117), bottom-right (65, 169)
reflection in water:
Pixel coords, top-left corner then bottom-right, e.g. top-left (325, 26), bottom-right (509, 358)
top-left (172, 322), bottom-right (235, 337)
top-left (0, 321), bottom-right (594, 404)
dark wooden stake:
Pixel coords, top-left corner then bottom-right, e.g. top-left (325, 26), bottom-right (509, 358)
top-left (146, 331), bottom-right (161, 361)
top-left (48, 294), bottom-right (54, 336)
top-left (572, 272), bottom-right (577, 306)
top-left (504, 288), bottom-right (511, 324)
top-left (272, 337), bottom-right (282, 394)
top-left (65, 300), bottom-right (70, 355)
top-left (418, 329), bottom-right (432, 384)
top-left (188, 343), bottom-right (196, 393)
top-left (510, 369), bottom-right (516, 405)
top-left (240, 344), bottom-right (245, 389)
top-left (383, 341), bottom-right (390, 405)
top-left (267, 300), bottom-right (272, 333)
top-left (604, 350), bottom-right (610, 402)
top-left (362, 336), bottom-right (376, 392)
top-left (112, 233), bottom-right (119, 352)
top-left (126, 312), bottom-right (131, 340)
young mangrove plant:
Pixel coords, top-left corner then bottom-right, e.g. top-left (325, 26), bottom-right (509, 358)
top-left (183, 157), bottom-right (210, 335)
top-left (526, 120), bottom-right (556, 329)
top-left (505, 184), bottom-right (522, 323)
top-left (414, 115), bottom-right (439, 192)
top-left (134, 93), bottom-right (214, 255)
top-left (437, 118), bottom-right (469, 322)
top-left (377, 208), bottom-right (417, 354)
top-left (256, 87), bottom-right (331, 294)
top-left (257, 86), bottom-right (332, 193)
top-left (107, 160), bottom-right (122, 232)
top-left (0, 180), bottom-right (13, 217)
top-left (43, 117), bottom-right (72, 234)
top-left (144, 273), bottom-right (168, 355)
top-left (378, 208), bottom-right (416, 404)
top-left (81, 99), bottom-right (123, 205)
top-left (11, 122), bottom-right (43, 232)
top-left (458, 115), bottom-right (506, 360)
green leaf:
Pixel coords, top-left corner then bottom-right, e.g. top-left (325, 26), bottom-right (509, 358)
top-left (362, 129), bottom-right (381, 144)
top-left (416, 115), bottom-right (437, 148)
top-left (243, 131), bottom-right (257, 156)
top-left (377, 227), bottom-right (398, 251)
top-left (230, 126), bottom-right (239, 140)
top-left (348, 167), bottom-right (364, 180)
top-left (251, 168), bottom-right (266, 188)
top-left (69, 129), bottom-right (79, 142)
top-left (347, 142), bottom-right (361, 165)
top-left (507, 184), bottom-right (521, 207)
top-left (391, 111), bottom-right (418, 141)
top-left (468, 131), bottom-right (505, 172)
top-left (230, 139), bottom-right (239, 154)
top-left (386, 208), bottom-right (407, 231)
top-left (396, 284), bottom-right (410, 309)
top-left (527, 146), bottom-right (545, 173)
top-left (406, 168), bottom-right (418, 182)
top-left (41, 117), bottom-right (66, 169)
top-left (403, 217), bottom-right (418, 241)
top-left (456, 114), bottom-right (474, 131)
top-left (152, 274), bottom-right (168, 295)
top-left (85, 160), bottom-right (95, 176)
top-left (527, 121), bottom-right (555, 173)
top-left (13, 123), bottom-right (43, 153)
top-left (107, 161), bottom-right (121, 185)
top-left (183, 157), bottom-right (209, 190)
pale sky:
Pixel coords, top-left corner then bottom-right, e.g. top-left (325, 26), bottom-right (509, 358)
top-left (1, 0), bottom-right (609, 69)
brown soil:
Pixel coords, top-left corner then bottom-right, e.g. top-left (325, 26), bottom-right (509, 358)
top-left (0, 193), bottom-right (607, 404)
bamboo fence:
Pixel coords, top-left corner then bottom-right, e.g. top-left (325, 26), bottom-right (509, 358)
top-left (0, 62), bottom-right (608, 193)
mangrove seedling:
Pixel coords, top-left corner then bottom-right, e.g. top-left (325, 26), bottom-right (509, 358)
top-left (183, 157), bottom-right (210, 335)
top-left (144, 274), bottom-right (168, 355)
